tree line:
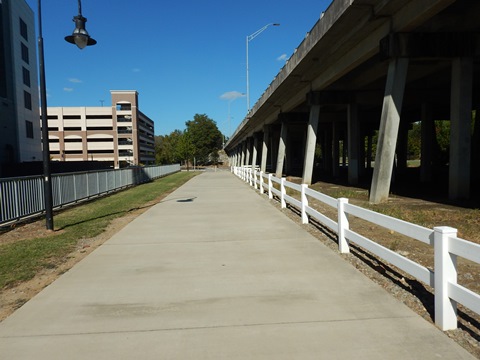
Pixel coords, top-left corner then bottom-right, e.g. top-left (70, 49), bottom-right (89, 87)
top-left (155, 114), bottom-right (224, 167)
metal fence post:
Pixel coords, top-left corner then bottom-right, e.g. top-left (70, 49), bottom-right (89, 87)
top-left (434, 226), bottom-right (458, 330)
top-left (13, 180), bottom-right (20, 220)
top-left (338, 198), bottom-right (350, 253)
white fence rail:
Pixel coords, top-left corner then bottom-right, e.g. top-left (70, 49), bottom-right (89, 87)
top-left (232, 166), bottom-right (480, 331)
top-left (0, 164), bottom-right (180, 226)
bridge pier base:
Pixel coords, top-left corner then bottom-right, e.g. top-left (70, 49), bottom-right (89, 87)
top-left (369, 57), bottom-right (409, 204)
top-left (260, 125), bottom-right (270, 173)
top-left (302, 105), bottom-right (321, 185)
top-left (275, 121), bottom-right (288, 178)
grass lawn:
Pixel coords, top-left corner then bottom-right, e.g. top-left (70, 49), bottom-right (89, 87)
top-left (0, 171), bottom-right (198, 289)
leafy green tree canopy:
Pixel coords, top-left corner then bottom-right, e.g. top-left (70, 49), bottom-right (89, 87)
top-left (185, 114), bottom-right (223, 164)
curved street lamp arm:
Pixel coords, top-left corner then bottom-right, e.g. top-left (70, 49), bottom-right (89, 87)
top-left (247, 23), bottom-right (280, 42)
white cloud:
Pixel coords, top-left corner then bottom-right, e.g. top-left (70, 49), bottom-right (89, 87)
top-left (220, 91), bottom-right (245, 101)
top-left (64, 87), bottom-right (74, 92)
top-left (68, 78), bottom-right (83, 83)
top-left (277, 54), bottom-right (288, 62)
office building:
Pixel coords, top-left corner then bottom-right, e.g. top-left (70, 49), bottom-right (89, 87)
top-left (0, 0), bottom-right (42, 169)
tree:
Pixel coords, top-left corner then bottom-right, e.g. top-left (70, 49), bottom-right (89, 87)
top-left (408, 122), bottom-right (421, 160)
top-left (177, 129), bottom-right (195, 170)
top-left (185, 114), bottom-right (223, 165)
top-left (154, 130), bottom-right (183, 164)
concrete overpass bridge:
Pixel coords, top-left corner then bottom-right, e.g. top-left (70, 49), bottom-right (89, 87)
top-left (224, 0), bottom-right (480, 203)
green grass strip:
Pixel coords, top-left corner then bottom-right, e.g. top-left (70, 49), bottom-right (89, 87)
top-left (0, 171), bottom-right (198, 289)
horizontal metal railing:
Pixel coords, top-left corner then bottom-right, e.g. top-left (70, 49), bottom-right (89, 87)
top-left (0, 164), bottom-right (180, 226)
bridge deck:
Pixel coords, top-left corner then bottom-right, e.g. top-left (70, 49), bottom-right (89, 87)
top-left (0, 170), bottom-right (473, 359)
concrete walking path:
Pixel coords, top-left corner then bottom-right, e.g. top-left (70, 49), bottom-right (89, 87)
top-left (0, 170), bottom-right (474, 359)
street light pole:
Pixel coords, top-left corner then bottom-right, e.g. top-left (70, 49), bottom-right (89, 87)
top-left (246, 23), bottom-right (280, 112)
top-left (37, 0), bottom-right (96, 230)
top-left (37, 0), bottom-right (53, 230)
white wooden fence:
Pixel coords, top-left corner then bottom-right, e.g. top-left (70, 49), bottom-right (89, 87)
top-left (233, 165), bottom-right (480, 331)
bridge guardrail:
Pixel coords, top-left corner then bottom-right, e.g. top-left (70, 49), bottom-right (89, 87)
top-left (232, 165), bottom-right (480, 331)
top-left (0, 164), bottom-right (180, 227)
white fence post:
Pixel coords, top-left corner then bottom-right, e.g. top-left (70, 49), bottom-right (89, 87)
top-left (280, 177), bottom-right (286, 208)
top-left (253, 169), bottom-right (258, 189)
top-left (268, 174), bottom-right (273, 199)
top-left (259, 171), bottom-right (264, 194)
top-left (434, 226), bottom-right (458, 330)
top-left (301, 184), bottom-right (309, 224)
top-left (338, 198), bottom-right (350, 253)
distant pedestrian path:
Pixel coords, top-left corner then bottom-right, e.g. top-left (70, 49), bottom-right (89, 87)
top-left (0, 171), bottom-right (474, 359)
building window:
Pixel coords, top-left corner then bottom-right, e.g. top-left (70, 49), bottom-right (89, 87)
top-left (25, 120), bottom-right (34, 138)
top-left (24, 91), bottom-right (32, 110)
top-left (21, 43), bottom-right (29, 64)
top-left (22, 67), bottom-right (30, 87)
top-left (86, 115), bottom-right (112, 119)
top-left (116, 103), bottom-right (131, 111)
top-left (20, 18), bottom-right (28, 41)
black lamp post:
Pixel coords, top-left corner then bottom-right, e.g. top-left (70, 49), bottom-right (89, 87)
top-left (37, 0), bottom-right (96, 230)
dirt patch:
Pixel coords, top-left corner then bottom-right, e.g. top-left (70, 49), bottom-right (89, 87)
top-left (275, 178), bottom-right (480, 358)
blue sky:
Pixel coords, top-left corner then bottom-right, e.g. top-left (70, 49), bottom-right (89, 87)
top-left (25, 0), bottom-right (331, 137)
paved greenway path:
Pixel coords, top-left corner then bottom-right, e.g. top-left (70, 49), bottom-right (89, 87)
top-left (0, 170), bottom-right (474, 359)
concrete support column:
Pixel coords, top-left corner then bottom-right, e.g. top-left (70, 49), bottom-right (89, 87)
top-left (245, 138), bottom-right (252, 166)
top-left (234, 148), bottom-right (240, 166)
top-left (370, 57), bottom-right (409, 204)
top-left (449, 57), bottom-right (473, 200)
top-left (260, 125), bottom-right (270, 172)
top-left (252, 134), bottom-right (259, 168)
top-left (347, 104), bottom-right (360, 185)
top-left (302, 105), bottom-right (321, 184)
top-left (275, 121), bottom-right (288, 178)
top-left (240, 141), bottom-right (246, 166)
top-left (420, 104), bottom-right (434, 183)
top-left (236, 147), bottom-right (241, 166)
